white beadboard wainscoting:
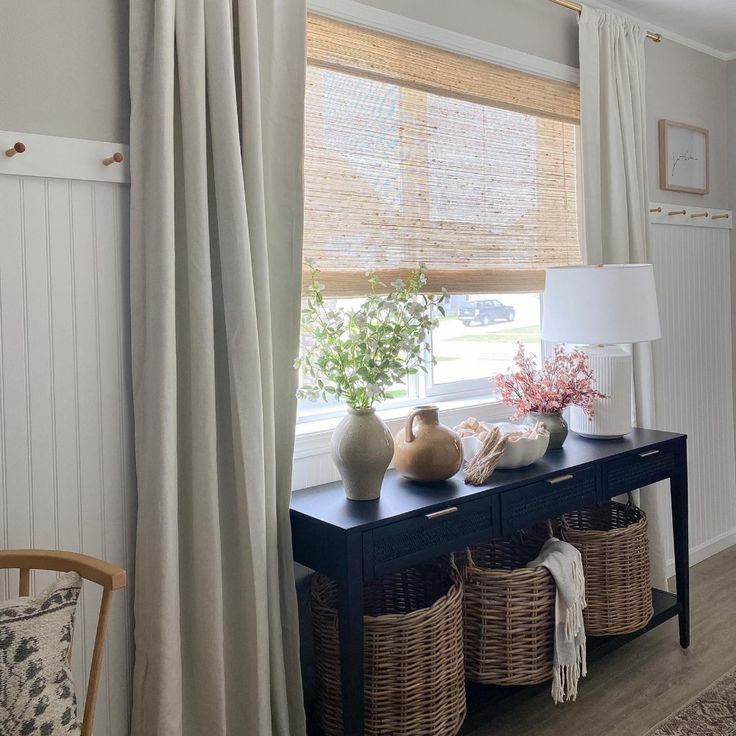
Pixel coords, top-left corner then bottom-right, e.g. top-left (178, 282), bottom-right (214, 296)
top-left (649, 204), bottom-right (736, 572)
top-left (0, 138), bottom-right (134, 736)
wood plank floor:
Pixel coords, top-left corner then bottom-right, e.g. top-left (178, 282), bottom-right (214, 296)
top-left (467, 545), bottom-right (736, 736)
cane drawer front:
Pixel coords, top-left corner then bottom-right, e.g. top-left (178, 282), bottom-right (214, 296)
top-left (500, 467), bottom-right (598, 534)
top-left (603, 447), bottom-right (676, 496)
top-left (365, 496), bottom-right (494, 579)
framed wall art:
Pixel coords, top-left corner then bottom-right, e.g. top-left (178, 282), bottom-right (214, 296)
top-left (659, 120), bottom-right (709, 195)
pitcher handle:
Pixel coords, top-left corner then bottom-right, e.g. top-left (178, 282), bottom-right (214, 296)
top-left (404, 407), bottom-right (423, 443)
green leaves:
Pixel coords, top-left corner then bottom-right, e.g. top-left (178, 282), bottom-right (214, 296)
top-left (295, 265), bottom-right (448, 410)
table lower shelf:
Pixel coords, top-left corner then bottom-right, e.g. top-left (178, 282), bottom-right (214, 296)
top-left (306, 588), bottom-right (681, 736)
top-left (460, 588), bottom-right (681, 733)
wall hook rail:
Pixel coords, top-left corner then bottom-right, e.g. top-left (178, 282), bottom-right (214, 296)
top-left (650, 202), bottom-right (732, 230)
top-left (0, 129), bottom-right (129, 184)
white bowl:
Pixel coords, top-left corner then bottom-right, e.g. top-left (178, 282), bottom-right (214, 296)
top-left (496, 430), bottom-right (549, 469)
top-left (461, 424), bottom-right (549, 470)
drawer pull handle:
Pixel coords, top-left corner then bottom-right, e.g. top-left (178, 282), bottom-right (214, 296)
top-left (425, 506), bottom-right (458, 520)
top-left (547, 474), bottom-right (574, 485)
top-left (639, 449), bottom-right (661, 458)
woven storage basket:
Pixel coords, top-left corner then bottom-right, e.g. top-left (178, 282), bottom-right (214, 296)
top-left (462, 531), bottom-right (555, 685)
top-left (560, 497), bottom-right (653, 636)
top-left (311, 559), bottom-right (466, 736)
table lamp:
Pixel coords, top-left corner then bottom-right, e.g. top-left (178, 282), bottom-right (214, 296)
top-left (541, 264), bottom-right (661, 438)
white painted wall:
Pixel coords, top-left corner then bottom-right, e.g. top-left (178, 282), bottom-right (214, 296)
top-left (649, 218), bottom-right (736, 569)
top-left (0, 169), bottom-right (134, 736)
top-left (727, 60), bottom-right (736, 476)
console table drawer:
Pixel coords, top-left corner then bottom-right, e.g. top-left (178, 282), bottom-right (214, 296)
top-left (603, 447), bottom-right (676, 496)
top-left (500, 468), bottom-right (598, 533)
top-left (365, 497), bottom-right (494, 579)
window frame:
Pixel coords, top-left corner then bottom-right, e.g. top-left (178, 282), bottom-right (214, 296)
top-left (296, 291), bottom-right (544, 426)
top-left (294, 7), bottom-right (579, 465)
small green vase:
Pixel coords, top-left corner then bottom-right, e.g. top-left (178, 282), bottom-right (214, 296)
top-left (524, 411), bottom-right (568, 450)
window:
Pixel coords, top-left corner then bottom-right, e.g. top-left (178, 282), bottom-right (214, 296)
top-left (298, 15), bottom-right (581, 422)
top-left (430, 293), bottom-right (543, 392)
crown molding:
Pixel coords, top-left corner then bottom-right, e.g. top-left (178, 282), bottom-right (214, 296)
top-left (306, 0), bottom-right (581, 84)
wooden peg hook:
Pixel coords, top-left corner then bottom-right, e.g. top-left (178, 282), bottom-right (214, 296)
top-left (103, 152), bottom-right (124, 166)
top-left (5, 142), bottom-right (26, 158)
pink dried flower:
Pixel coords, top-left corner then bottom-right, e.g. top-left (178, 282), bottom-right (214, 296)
top-left (494, 344), bottom-right (606, 421)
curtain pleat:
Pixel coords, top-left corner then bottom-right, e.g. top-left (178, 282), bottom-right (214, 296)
top-left (129, 0), bottom-right (307, 732)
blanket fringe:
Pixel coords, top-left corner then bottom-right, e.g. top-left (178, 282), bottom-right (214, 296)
top-left (552, 640), bottom-right (587, 704)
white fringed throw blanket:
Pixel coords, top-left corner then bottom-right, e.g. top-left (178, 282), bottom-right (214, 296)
top-left (527, 538), bottom-right (588, 703)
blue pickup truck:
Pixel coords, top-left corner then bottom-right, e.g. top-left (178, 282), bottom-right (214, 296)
top-left (458, 299), bottom-right (516, 326)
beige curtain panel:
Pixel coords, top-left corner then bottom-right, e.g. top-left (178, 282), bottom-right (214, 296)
top-left (304, 15), bottom-right (582, 296)
top-left (128, 0), bottom-right (307, 733)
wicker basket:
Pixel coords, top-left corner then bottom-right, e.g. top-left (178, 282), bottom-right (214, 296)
top-left (311, 559), bottom-right (466, 736)
top-left (462, 531), bottom-right (555, 685)
top-left (561, 498), bottom-right (653, 636)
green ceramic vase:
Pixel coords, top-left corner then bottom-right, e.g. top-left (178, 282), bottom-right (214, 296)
top-left (524, 411), bottom-right (568, 450)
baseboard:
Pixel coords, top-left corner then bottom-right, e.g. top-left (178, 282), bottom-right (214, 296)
top-left (665, 528), bottom-right (736, 579)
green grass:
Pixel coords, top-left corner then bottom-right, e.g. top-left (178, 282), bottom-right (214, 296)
top-left (434, 355), bottom-right (459, 363)
top-left (447, 324), bottom-right (541, 344)
top-left (384, 388), bottom-right (409, 400)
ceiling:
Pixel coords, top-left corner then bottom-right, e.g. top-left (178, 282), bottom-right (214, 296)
top-left (606, 0), bottom-right (736, 58)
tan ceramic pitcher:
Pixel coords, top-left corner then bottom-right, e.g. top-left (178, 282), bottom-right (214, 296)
top-left (393, 405), bottom-right (463, 482)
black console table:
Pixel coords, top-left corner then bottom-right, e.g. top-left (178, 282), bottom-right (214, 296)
top-left (290, 428), bottom-right (689, 736)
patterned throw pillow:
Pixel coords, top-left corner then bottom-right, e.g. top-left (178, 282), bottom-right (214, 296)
top-left (0, 572), bottom-right (82, 735)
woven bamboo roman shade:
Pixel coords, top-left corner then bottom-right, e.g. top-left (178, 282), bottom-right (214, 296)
top-left (305, 14), bottom-right (582, 296)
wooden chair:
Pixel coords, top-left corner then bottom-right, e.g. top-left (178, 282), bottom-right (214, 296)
top-left (0, 549), bottom-right (127, 736)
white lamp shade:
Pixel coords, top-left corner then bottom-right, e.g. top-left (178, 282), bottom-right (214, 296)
top-left (541, 264), bottom-right (661, 345)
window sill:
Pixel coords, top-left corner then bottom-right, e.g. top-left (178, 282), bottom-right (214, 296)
top-left (293, 396), bottom-right (512, 461)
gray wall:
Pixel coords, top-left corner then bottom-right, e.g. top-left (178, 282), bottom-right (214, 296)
top-left (647, 41), bottom-right (729, 208)
top-left (352, 0), bottom-right (580, 68)
top-left (0, 0), bottom-right (130, 142)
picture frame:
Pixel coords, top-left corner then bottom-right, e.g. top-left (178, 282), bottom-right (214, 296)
top-left (659, 120), bottom-right (709, 195)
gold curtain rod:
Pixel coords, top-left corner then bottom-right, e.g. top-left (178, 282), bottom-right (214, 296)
top-left (548, 0), bottom-right (662, 42)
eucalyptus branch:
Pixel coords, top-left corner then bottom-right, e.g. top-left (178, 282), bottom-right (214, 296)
top-left (296, 265), bottom-right (447, 410)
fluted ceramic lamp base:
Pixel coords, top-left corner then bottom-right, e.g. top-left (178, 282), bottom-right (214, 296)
top-left (570, 345), bottom-right (633, 439)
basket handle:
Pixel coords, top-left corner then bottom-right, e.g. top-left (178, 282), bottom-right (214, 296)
top-left (463, 547), bottom-right (475, 569)
top-left (626, 491), bottom-right (634, 507)
top-left (449, 551), bottom-right (464, 587)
